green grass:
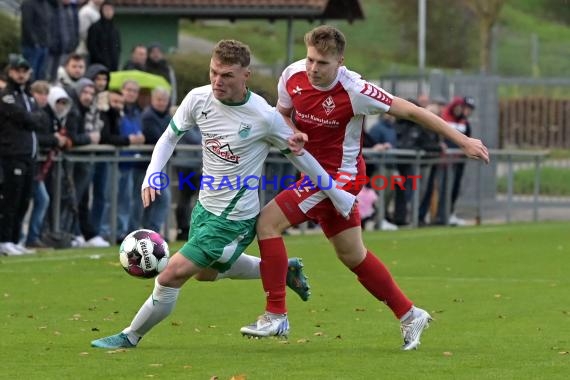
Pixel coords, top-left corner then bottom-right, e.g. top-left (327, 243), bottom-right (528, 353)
top-left (2, 223), bottom-right (570, 379)
top-left (497, 167), bottom-right (570, 195)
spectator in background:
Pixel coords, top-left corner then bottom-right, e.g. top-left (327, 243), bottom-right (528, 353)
top-left (84, 63), bottom-right (112, 240)
top-left (68, 78), bottom-right (110, 247)
top-left (0, 57), bottom-right (44, 255)
top-left (41, 85), bottom-right (75, 236)
top-left (145, 43), bottom-right (177, 104)
top-left (171, 105), bottom-right (202, 241)
top-left (77, 0), bottom-right (104, 57)
top-left (437, 96), bottom-right (472, 226)
top-left (123, 45), bottom-right (148, 71)
top-left (27, 81), bottom-right (70, 249)
top-left (116, 80), bottom-right (145, 241)
top-left (87, 2), bottom-right (121, 71)
top-left (57, 53), bottom-right (87, 96)
top-left (418, 96), bottom-right (446, 226)
top-left (140, 87), bottom-right (173, 236)
top-left (20, 0), bottom-right (54, 81)
top-left (46, 0), bottom-right (79, 82)
top-left (363, 114), bottom-right (398, 231)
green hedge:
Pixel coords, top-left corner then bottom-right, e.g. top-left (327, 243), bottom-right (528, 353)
top-left (497, 167), bottom-right (570, 196)
top-left (0, 12), bottom-right (20, 69)
top-left (169, 52), bottom-right (279, 105)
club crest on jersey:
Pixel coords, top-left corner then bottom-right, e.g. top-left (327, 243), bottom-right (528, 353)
top-left (360, 83), bottom-right (392, 106)
top-left (205, 139), bottom-right (240, 164)
top-left (322, 96), bottom-right (336, 115)
top-left (292, 85), bottom-right (303, 95)
top-left (238, 122), bottom-right (252, 138)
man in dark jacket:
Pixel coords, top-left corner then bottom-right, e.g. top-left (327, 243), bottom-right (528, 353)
top-left (139, 87), bottom-right (172, 235)
top-left (87, 2), bottom-right (121, 71)
top-left (46, 0), bottom-right (79, 82)
top-left (0, 57), bottom-right (44, 255)
top-left (20, 0), bottom-right (56, 81)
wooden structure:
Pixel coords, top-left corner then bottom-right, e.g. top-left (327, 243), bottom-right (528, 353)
top-left (500, 98), bottom-right (570, 148)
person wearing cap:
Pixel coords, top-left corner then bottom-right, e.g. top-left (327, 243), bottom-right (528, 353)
top-left (0, 56), bottom-right (44, 255)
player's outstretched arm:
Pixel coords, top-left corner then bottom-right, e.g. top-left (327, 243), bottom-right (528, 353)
top-left (388, 97), bottom-right (490, 164)
top-left (141, 126), bottom-right (182, 207)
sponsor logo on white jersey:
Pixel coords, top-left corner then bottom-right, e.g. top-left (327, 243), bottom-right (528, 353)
top-left (205, 139), bottom-right (240, 164)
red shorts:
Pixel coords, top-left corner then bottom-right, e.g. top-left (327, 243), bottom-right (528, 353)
top-left (275, 179), bottom-right (362, 238)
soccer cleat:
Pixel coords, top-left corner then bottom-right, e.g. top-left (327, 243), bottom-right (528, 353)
top-left (91, 332), bottom-right (137, 349)
top-left (240, 313), bottom-right (290, 338)
top-left (286, 257), bottom-right (311, 301)
top-left (401, 307), bottom-right (433, 350)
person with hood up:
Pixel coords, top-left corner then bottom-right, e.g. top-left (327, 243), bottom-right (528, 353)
top-left (87, 2), bottom-right (121, 71)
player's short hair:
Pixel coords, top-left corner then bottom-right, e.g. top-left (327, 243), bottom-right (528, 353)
top-left (304, 25), bottom-right (346, 56)
top-left (30, 80), bottom-right (50, 95)
top-left (212, 40), bottom-right (251, 67)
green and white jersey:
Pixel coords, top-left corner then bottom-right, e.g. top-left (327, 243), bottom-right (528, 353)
top-left (170, 85), bottom-right (292, 220)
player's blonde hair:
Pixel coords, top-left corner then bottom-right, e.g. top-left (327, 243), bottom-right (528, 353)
top-left (212, 40), bottom-right (251, 67)
top-left (304, 25), bottom-right (346, 56)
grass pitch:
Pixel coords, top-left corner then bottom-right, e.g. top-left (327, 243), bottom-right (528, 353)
top-left (2, 222), bottom-right (569, 379)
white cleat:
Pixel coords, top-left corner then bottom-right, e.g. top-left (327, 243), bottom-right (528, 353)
top-left (401, 307), bottom-right (433, 350)
top-left (240, 313), bottom-right (290, 338)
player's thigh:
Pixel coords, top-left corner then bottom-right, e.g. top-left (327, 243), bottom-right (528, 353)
top-left (257, 199), bottom-right (294, 238)
top-left (158, 252), bottom-right (203, 288)
top-left (179, 202), bottom-right (257, 273)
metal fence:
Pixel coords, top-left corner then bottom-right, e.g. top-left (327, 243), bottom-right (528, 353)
top-left (45, 146), bottom-right (569, 243)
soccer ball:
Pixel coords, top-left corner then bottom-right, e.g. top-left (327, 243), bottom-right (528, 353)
top-left (119, 229), bottom-right (170, 279)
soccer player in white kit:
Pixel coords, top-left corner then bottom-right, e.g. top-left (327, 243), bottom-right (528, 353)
top-left (241, 25), bottom-right (490, 350)
top-left (91, 39), bottom-right (355, 349)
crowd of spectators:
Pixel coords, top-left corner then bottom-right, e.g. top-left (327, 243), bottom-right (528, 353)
top-left (0, 0), bottom-right (189, 255)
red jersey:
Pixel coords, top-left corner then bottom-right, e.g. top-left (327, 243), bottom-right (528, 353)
top-left (278, 60), bottom-right (393, 180)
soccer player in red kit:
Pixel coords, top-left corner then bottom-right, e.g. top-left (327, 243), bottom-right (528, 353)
top-left (241, 25), bottom-right (490, 350)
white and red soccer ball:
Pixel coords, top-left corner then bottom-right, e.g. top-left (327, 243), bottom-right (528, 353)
top-left (119, 229), bottom-right (169, 279)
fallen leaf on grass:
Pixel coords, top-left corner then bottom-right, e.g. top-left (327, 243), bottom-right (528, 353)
top-left (208, 325), bottom-right (217, 328)
top-left (106, 349), bottom-right (128, 354)
top-left (183, 365), bottom-right (192, 369)
top-left (559, 351), bottom-right (569, 355)
top-left (171, 321), bottom-right (183, 326)
top-left (494, 294), bottom-right (502, 298)
top-left (443, 352), bottom-right (453, 356)
top-left (354, 308), bottom-right (366, 312)
top-left (230, 375), bottom-right (247, 380)
top-left (296, 339), bottom-right (309, 344)
top-left (313, 332), bottom-right (323, 336)
top-left (210, 376), bottom-right (218, 380)
top-left (53, 331), bottom-right (61, 336)
top-left (335, 335), bottom-right (342, 339)
top-left (79, 352), bottom-right (89, 356)
top-left (149, 364), bottom-right (162, 367)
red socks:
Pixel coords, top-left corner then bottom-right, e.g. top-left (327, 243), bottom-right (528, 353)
top-left (351, 251), bottom-right (413, 319)
top-left (259, 237), bottom-right (289, 314)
